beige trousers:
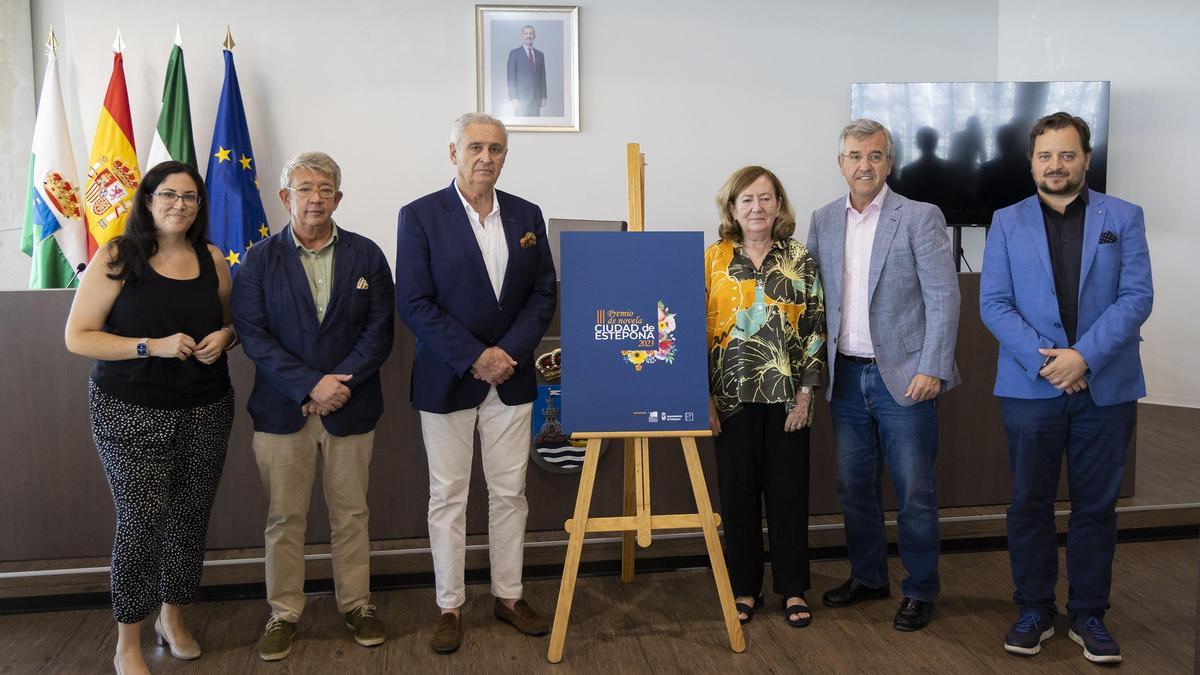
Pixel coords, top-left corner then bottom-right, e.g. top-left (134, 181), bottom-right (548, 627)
top-left (253, 414), bottom-right (374, 622)
top-left (420, 387), bottom-right (532, 609)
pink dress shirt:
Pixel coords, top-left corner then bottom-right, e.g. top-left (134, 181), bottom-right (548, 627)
top-left (838, 184), bottom-right (890, 357)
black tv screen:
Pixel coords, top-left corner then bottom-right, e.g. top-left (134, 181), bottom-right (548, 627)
top-left (850, 81), bottom-right (1110, 226)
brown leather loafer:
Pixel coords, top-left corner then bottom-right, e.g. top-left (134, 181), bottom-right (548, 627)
top-left (494, 598), bottom-right (549, 636)
top-left (430, 612), bottom-right (462, 654)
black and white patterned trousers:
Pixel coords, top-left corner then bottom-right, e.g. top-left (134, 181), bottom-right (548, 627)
top-left (88, 381), bottom-right (234, 624)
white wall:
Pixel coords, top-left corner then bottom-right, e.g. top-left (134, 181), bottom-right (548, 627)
top-left (5, 0), bottom-right (1196, 405)
top-left (9, 0), bottom-right (996, 271)
top-left (998, 0), bottom-right (1200, 406)
top-left (0, 0), bottom-right (35, 288)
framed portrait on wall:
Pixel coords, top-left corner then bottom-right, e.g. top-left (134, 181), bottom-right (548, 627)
top-left (476, 5), bottom-right (580, 132)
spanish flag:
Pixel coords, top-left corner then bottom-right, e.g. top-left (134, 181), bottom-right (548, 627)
top-left (83, 32), bottom-right (140, 257)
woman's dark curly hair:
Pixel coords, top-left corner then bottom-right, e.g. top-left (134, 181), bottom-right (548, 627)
top-left (106, 161), bottom-right (209, 284)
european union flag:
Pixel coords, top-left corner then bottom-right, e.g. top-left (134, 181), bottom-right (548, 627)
top-left (205, 48), bottom-right (268, 276)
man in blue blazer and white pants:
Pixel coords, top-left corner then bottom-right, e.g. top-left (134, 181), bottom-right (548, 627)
top-left (982, 113), bottom-right (1153, 664)
top-left (807, 119), bottom-right (960, 633)
top-left (396, 112), bottom-right (557, 654)
top-left (232, 152), bottom-right (395, 660)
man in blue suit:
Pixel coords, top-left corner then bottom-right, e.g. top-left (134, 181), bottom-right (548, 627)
top-left (506, 25), bottom-right (547, 116)
top-left (981, 113), bottom-right (1153, 664)
top-left (396, 112), bottom-right (556, 654)
top-left (232, 152), bottom-right (394, 661)
top-left (807, 119), bottom-right (960, 632)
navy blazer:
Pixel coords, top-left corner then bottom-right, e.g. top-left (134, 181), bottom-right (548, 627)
top-left (980, 190), bottom-right (1153, 406)
top-left (231, 224), bottom-right (395, 435)
top-left (395, 183), bottom-right (557, 414)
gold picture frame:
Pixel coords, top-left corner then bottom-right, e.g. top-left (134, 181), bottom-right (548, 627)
top-left (476, 5), bottom-right (580, 132)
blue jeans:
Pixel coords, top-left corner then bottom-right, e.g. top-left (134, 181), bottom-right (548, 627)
top-left (830, 358), bottom-right (941, 601)
top-left (1000, 391), bottom-right (1134, 620)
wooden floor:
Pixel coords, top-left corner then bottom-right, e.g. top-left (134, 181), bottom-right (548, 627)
top-left (2, 538), bottom-right (1195, 674)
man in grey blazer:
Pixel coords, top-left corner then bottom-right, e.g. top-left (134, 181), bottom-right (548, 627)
top-left (806, 119), bottom-right (960, 632)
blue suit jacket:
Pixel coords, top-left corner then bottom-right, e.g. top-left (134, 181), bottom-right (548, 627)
top-left (807, 189), bottom-right (961, 406)
top-left (231, 224), bottom-right (395, 435)
top-left (980, 190), bottom-right (1153, 405)
top-left (395, 183), bottom-right (557, 414)
top-left (506, 46), bottom-right (547, 105)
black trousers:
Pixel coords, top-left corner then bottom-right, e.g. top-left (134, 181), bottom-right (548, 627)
top-left (89, 381), bottom-right (234, 624)
top-left (714, 403), bottom-right (811, 598)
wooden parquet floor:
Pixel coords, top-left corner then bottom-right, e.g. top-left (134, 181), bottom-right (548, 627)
top-left (2, 538), bottom-right (1195, 674)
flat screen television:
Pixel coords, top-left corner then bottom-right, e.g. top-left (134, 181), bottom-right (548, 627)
top-left (850, 81), bottom-right (1110, 226)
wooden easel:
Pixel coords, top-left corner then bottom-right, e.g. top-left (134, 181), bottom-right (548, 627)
top-left (546, 144), bottom-right (746, 664)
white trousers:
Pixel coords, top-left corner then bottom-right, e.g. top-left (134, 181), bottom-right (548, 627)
top-left (421, 387), bottom-right (532, 609)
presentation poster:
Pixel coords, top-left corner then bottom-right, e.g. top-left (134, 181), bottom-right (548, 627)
top-left (560, 232), bottom-right (710, 434)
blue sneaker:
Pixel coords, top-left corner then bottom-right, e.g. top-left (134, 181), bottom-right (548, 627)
top-left (1004, 612), bottom-right (1055, 655)
top-left (1068, 614), bottom-right (1122, 663)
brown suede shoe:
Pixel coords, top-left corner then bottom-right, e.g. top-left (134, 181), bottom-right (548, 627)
top-left (430, 612), bottom-right (462, 654)
top-left (494, 598), bottom-right (549, 636)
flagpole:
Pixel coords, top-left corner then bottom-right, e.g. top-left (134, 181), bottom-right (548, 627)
top-left (224, 25), bottom-right (235, 51)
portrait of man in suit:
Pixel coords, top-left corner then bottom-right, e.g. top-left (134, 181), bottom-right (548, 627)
top-left (506, 25), bottom-right (547, 116)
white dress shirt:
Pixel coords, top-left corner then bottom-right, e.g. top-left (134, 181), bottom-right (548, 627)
top-left (839, 184), bottom-right (890, 357)
top-left (456, 184), bottom-right (508, 301)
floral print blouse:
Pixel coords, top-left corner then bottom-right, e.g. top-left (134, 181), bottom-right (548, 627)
top-left (705, 238), bottom-right (826, 422)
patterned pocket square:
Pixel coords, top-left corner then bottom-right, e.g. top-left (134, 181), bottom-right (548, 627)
top-left (520, 232), bottom-right (537, 249)
top-left (356, 276), bottom-right (369, 290)
top-left (1099, 231), bottom-right (1118, 244)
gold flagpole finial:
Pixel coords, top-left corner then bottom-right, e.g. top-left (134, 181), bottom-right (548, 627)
top-left (174, 22), bottom-right (183, 47)
top-left (223, 25), bottom-right (235, 51)
top-left (112, 27), bottom-right (126, 53)
top-left (46, 25), bottom-right (59, 53)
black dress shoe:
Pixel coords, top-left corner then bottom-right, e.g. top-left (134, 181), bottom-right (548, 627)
top-left (893, 597), bottom-right (933, 631)
top-left (822, 578), bottom-right (890, 608)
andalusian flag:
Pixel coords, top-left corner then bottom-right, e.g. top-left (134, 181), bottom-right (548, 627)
top-left (20, 29), bottom-right (86, 288)
top-left (146, 25), bottom-right (196, 169)
top-left (205, 30), bottom-right (268, 276)
top-left (83, 32), bottom-right (140, 257)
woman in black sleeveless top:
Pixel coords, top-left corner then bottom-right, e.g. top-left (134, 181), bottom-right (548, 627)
top-left (65, 161), bottom-right (236, 675)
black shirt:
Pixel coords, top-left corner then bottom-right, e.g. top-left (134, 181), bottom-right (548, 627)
top-left (91, 244), bottom-right (231, 409)
top-left (1039, 189), bottom-right (1087, 345)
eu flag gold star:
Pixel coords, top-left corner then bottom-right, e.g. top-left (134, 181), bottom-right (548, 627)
top-left (214, 146), bottom-right (232, 162)
top-left (225, 249), bottom-right (241, 266)
top-left (239, 154), bottom-right (253, 170)
top-left (259, 224), bottom-right (269, 238)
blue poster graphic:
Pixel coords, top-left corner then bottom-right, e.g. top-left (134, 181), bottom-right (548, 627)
top-left (561, 231), bottom-right (710, 433)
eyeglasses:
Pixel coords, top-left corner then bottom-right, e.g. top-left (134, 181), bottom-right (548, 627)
top-left (151, 191), bottom-right (202, 206)
top-left (839, 152), bottom-right (888, 165)
top-left (287, 186), bottom-right (339, 199)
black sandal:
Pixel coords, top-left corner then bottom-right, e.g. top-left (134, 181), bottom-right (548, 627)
top-left (784, 595), bottom-right (813, 628)
top-left (735, 594), bottom-right (764, 625)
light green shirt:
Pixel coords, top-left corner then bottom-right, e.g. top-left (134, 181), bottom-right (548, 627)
top-left (291, 223), bottom-right (338, 323)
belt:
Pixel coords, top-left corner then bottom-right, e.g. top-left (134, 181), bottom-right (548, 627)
top-left (837, 353), bottom-right (875, 365)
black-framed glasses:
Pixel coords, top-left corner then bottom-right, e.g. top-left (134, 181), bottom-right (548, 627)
top-left (287, 186), bottom-right (338, 199)
top-left (151, 191), bottom-right (202, 206)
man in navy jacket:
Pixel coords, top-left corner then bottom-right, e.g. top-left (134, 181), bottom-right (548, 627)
top-left (396, 112), bottom-right (556, 654)
top-left (981, 113), bottom-right (1153, 664)
top-left (232, 152), bottom-right (394, 661)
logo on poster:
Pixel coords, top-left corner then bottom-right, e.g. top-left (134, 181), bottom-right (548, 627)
top-left (592, 301), bottom-right (678, 371)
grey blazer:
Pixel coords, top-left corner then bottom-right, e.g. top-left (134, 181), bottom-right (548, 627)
top-left (806, 189), bottom-right (961, 406)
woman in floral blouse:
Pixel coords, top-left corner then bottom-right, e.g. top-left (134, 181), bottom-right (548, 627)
top-left (705, 166), bottom-right (826, 628)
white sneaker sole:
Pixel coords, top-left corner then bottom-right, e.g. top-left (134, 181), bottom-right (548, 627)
top-left (1068, 628), bottom-right (1123, 663)
top-left (1004, 626), bottom-right (1054, 655)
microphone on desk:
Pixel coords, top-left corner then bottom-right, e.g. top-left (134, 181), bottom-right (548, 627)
top-left (67, 262), bottom-right (86, 287)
